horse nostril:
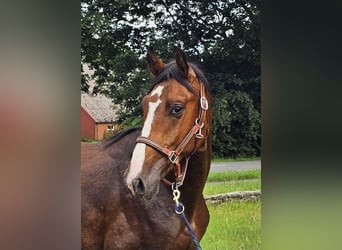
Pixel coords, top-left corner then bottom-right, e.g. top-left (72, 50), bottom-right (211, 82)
top-left (132, 178), bottom-right (145, 196)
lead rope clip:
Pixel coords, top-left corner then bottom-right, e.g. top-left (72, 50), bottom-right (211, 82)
top-left (172, 183), bottom-right (184, 214)
top-left (171, 183), bottom-right (202, 250)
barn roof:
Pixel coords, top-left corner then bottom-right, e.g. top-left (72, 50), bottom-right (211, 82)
top-left (81, 92), bottom-right (117, 123)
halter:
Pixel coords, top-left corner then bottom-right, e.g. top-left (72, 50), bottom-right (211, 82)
top-left (135, 81), bottom-right (208, 187)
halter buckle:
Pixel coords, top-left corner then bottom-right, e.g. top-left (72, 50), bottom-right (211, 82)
top-left (168, 151), bottom-right (179, 164)
top-left (200, 96), bottom-right (208, 110)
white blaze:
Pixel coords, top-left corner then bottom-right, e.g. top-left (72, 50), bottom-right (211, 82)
top-left (126, 85), bottom-right (164, 187)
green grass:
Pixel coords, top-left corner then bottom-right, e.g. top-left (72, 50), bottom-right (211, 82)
top-left (201, 200), bottom-right (261, 250)
top-left (204, 179), bottom-right (261, 196)
top-left (207, 169), bottom-right (261, 182)
top-left (200, 169), bottom-right (261, 249)
top-left (211, 157), bottom-right (260, 162)
top-left (81, 137), bottom-right (98, 142)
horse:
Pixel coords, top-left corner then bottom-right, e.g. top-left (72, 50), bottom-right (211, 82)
top-left (81, 47), bottom-right (212, 249)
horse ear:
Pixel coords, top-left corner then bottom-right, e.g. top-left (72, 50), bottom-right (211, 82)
top-left (174, 47), bottom-right (189, 78)
top-left (147, 47), bottom-right (164, 76)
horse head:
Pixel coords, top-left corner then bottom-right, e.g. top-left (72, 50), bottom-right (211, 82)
top-left (125, 47), bottom-right (210, 200)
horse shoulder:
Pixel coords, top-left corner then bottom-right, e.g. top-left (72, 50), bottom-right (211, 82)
top-left (81, 147), bottom-right (123, 249)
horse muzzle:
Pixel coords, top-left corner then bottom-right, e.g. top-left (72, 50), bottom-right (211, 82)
top-left (125, 166), bottom-right (165, 200)
top-left (125, 157), bottom-right (169, 200)
top-left (125, 174), bottom-right (160, 200)
top-left (131, 177), bottom-right (157, 200)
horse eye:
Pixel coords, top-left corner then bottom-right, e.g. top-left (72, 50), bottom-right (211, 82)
top-left (170, 105), bottom-right (184, 117)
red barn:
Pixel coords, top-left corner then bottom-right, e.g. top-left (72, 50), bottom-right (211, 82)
top-left (81, 92), bottom-right (117, 140)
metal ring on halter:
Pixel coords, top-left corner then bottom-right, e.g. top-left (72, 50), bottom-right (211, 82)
top-left (195, 118), bottom-right (204, 138)
top-left (172, 181), bottom-right (182, 192)
top-left (195, 118), bottom-right (204, 128)
top-left (168, 151), bottom-right (179, 164)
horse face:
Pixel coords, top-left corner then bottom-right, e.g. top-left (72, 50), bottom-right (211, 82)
top-left (125, 48), bottom-right (201, 200)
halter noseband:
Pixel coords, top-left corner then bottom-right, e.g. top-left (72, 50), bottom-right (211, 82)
top-left (135, 81), bottom-right (208, 187)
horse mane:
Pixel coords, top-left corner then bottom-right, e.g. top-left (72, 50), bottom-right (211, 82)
top-left (148, 60), bottom-right (210, 96)
top-left (103, 126), bottom-right (142, 149)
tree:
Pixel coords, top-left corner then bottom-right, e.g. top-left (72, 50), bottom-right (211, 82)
top-left (81, 0), bottom-right (261, 157)
top-left (213, 91), bottom-right (260, 158)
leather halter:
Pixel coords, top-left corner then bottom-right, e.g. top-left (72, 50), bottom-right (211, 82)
top-left (135, 81), bottom-right (208, 187)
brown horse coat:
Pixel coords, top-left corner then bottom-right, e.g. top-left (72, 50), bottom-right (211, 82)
top-left (82, 48), bottom-right (211, 249)
top-left (81, 128), bottom-right (208, 249)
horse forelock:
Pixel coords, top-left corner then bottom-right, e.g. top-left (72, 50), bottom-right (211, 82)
top-left (148, 60), bottom-right (209, 96)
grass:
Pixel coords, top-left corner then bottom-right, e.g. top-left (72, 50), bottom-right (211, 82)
top-left (204, 179), bottom-right (260, 196)
top-left (81, 137), bottom-right (98, 142)
top-left (201, 200), bottom-right (261, 250)
top-left (211, 157), bottom-right (260, 162)
top-left (207, 169), bottom-right (261, 182)
top-left (200, 169), bottom-right (261, 249)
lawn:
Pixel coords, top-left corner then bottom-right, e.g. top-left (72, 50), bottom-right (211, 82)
top-left (207, 169), bottom-right (261, 182)
top-left (204, 179), bottom-right (260, 196)
top-left (200, 170), bottom-right (261, 249)
top-left (211, 157), bottom-right (260, 162)
top-left (201, 200), bottom-right (261, 250)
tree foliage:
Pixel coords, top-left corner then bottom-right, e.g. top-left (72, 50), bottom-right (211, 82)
top-left (81, 0), bottom-right (260, 157)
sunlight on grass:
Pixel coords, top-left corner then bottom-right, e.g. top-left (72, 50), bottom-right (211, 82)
top-left (201, 200), bottom-right (261, 250)
top-left (211, 157), bottom-right (260, 162)
top-left (207, 170), bottom-right (261, 182)
top-left (200, 169), bottom-right (261, 249)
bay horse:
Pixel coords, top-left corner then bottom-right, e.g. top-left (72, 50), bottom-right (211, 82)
top-left (81, 47), bottom-right (212, 249)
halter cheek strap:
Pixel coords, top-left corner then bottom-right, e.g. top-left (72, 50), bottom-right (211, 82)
top-left (135, 81), bottom-right (208, 187)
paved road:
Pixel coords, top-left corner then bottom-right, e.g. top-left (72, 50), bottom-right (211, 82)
top-left (210, 160), bottom-right (261, 172)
